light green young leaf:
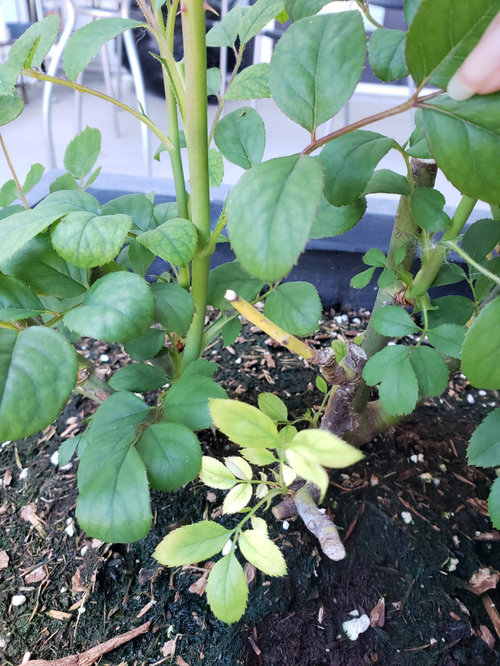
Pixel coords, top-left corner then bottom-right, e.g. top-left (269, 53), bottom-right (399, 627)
top-left (154, 521), bottom-right (232, 566)
top-left (207, 67), bottom-right (222, 97)
top-left (208, 149), bottom-right (224, 188)
top-left (151, 281), bottom-right (194, 335)
top-left (421, 93), bottom-right (500, 204)
top-left (64, 272), bottom-right (154, 343)
top-left (287, 429), bottom-right (364, 469)
top-left (269, 12), bottom-right (365, 131)
top-left (207, 261), bottom-right (264, 310)
top-left (51, 211), bottom-right (131, 267)
top-left (409, 346), bottom-right (449, 398)
top-left (461, 297), bottom-right (500, 389)
top-left (257, 392), bottom-right (288, 422)
top-left (278, 424), bottom-right (298, 445)
top-left (224, 63), bottom-right (270, 100)
top-left (0, 328), bottom-right (77, 441)
top-left (239, 0), bottom-right (284, 46)
top-left (22, 163), bottom-right (44, 195)
top-left (239, 529), bottom-right (287, 576)
top-left (311, 197), bottom-right (367, 239)
top-left (411, 188), bottom-right (450, 232)
top-left (467, 408), bottom-right (500, 468)
top-left (406, 0), bottom-right (497, 87)
top-left (164, 376), bottom-right (227, 431)
top-left (224, 456), bottom-right (253, 481)
top-left (136, 422), bottom-right (202, 491)
top-left (0, 180), bottom-right (19, 208)
top-left (222, 483), bottom-right (253, 514)
top-left (64, 18), bottom-right (143, 81)
top-left (210, 398), bottom-right (280, 449)
top-left (199, 456), bottom-right (237, 489)
top-left (240, 447), bottom-right (277, 466)
top-left (227, 154), bottom-right (323, 281)
top-left (372, 305), bottom-right (421, 337)
top-left (206, 551), bottom-right (249, 624)
top-left (137, 218), bottom-right (198, 267)
top-left (214, 107), bottom-right (265, 170)
top-left (320, 131), bottom-right (394, 206)
top-left (264, 282), bottom-right (321, 336)
top-left (350, 267), bottom-right (376, 289)
top-left (109, 363), bottom-right (167, 392)
top-left (285, 448), bottom-right (329, 499)
top-left (282, 464), bottom-right (297, 486)
top-left (251, 516), bottom-right (268, 533)
top-left (427, 323), bottom-right (466, 359)
top-left (49, 173), bottom-right (78, 193)
top-left (368, 29), bottom-right (408, 82)
top-left (63, 127), bottom-right (101, 180)
top-left (363, 248), bottom-right (387, 268)
top-left (0, 94), bottom-right (24, 125)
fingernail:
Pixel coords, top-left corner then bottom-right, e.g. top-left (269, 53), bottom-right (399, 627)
top-left (447, 72), bottom-right (475, 101)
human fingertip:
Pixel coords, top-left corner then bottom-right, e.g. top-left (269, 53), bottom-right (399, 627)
top-left (447, 72), bottom-right (475, 101)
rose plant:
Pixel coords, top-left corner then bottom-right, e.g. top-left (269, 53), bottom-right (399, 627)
top-left (0, 0), bottom-right (499, 622)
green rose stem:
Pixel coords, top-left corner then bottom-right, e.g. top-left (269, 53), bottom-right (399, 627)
top-left (0, 132), bottom-right (30, 209)
top-left (181, 0), bottom-right (212, 368)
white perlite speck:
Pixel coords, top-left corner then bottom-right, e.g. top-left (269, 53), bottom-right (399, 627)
top-left (11, 594), bottom-right (27, 607)
top-left (50, 451), bottom-right (59, 466)
top-left (466, 394), bottom-right (475, 404)
top-left (401, 511), bottom-right (413, 524)
top-left (342, 614), bottom-right (370, 640)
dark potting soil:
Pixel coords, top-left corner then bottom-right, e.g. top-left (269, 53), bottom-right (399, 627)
top-left (0, 308), bottom-right (499, 666)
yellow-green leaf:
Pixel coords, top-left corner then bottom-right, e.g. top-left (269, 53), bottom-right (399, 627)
top-left (199, 456), bottom-right (237, 489)
top-left (239, 529), bottom-right (287, 576)
top-left (222, 483), bottom-right (252, 514)
top-left (210, 399), bottom-right (280, 449)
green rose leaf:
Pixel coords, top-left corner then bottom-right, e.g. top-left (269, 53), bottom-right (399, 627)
top-left (421, 93), bottom-right (500, 204)
top-left (0, 274), bottom-right (43, 311)
top-left (108, 363), bottom-right (168, 392)
top-left (164, 376), bottom-right (227, 431)
top-left (432, 262), bottom-right (467, 288)
top-left (214, 107), bottom-right (265, 170)
top-left (363, 170), bottom-right (411, 197)
top-left (76, 428), bottom-right (152, 543)
top-left (137, 218), bottom-right (198, 267)
top-left (350, 267), bottom-right (376, 289)
top-left (0, 208), bottom-right (68, 265)
top-left (461, 296), bottom-right (500, 389)
top-left (0, 327), bottom-right (77, 440)
top-left (264, 281), bottom-right (321, 336)
top-left (257, 392), bottom-right (288, 422)
top-left (224, 63), bottom-right (270, 100)
top-left (51, 211), bottom-right (131, 267)
top-left (363, 345), bottom-right (411, 386)
top-left (320, 131), bottom-right (394, 206)
top-left (227, 154), bottom-right (323, 281)
top-left (372, 305), bottom-right (421, 337)
top-left (411, 188), bottom-right (450, 232)
top-left (489, 478), bottom-right (500, 529)
top-left (427, 323), bottom-right (466, 359)
top-left (409, 346), bottom-right (449, 398)
top-left (404, 0), bottom-right (423, 25)
top-left (207, 67), bottom-right (222, 97)
top-left (284, 0), bottom-right (330, 21)
top-left (206, 551), bottom-right (249, 624)
top-left (206, 4), bottom-right (245, 48)
top-left (88, 390), bottom-right (151, 439)
top-left (238, 0), bottom-right (284, 46)
top-left (210, 398), bottom-right (280, 449)
top-left (102, 193), bottom-right (154, 231)
top-left (124, 328), bottom-right (165, 361)
top-left (311, 197), bottom-right (367, 239)
top-left (222, 317), bottom-right (242, 347)
top-left (369, 29), bottom-right (408, 82)
top-left (207, 261), bottom-right (264, 310)
top-left (427, 295), bottom-right (474, 327)
top-left (462, 219), bottom-right (500, 263)
top-left (64, 18), bottom-right (143, 81)
top-left (63, 127), bottom-right (101, 180)
top-left (136, 422), bottom-right (202, 491)
top-left (468, 408), bottom-right (500, 468)
top-left (0, 93), bottom-right (24, 125)
top-left (269, 11), bottom-right (365, 131)
top-left (0, 180), bottom-right (18, 207)
top-left (151, 281), bottom-right (194, 336)
top-left (22, 163), bottom-right (45, 195)
top-left (1, 234), bottom-right (88, 298)
top-left (378, 354), bottom-right (419, 416)
top-left (239, 529), bottom-right (287, 576)
top-left (406, 0), bottom-right (497, 87)
top-left (208, 149), bottom-right (224, 188)
top-left (153, 520), bottom-right (232, 566)
top-left (64, 272), bottom-right (154, 343)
